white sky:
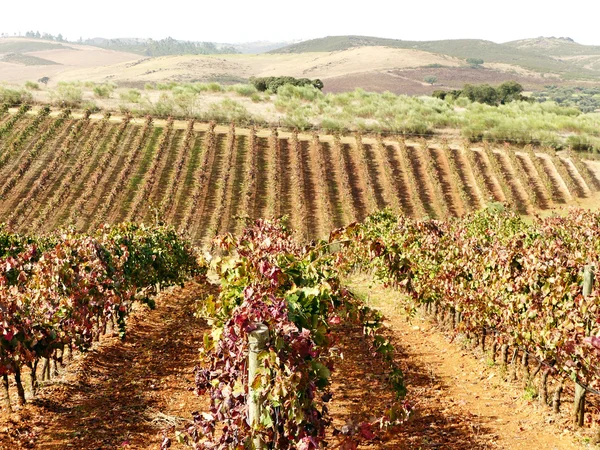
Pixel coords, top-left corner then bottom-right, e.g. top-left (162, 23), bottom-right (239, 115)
top-left (1, 0), bottom-right (599, 46)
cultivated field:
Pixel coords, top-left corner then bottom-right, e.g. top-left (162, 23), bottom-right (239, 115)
top-left (1, 106), bottom-right (599, 247)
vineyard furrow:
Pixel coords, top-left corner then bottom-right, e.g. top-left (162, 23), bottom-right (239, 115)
top-left (383, 142), bottom-right (418, 217)
top-left (523, 146), bottom-right (558, 204)
top-left (308, 133), bottom-right (337, 234)
top-left (28, 118), bottom-right (105, 230)
top-left (170, 133), bottom-right (205, 227)
top-left (127, 117), bottom-right (175, 222)
top-left (288, 131), bottom-right (308, 239)
top-left (267, 128), bottom-right (280, 219)
top-left (504, 146), bottom-right (542, 208)
top-left (353, 135), bottom-right (380, 214)
top-left (147, 129), bottom-right (184, 219)
top-left (467, 148), bottom-right (503, 203)
top-left (64, 117), bottom-right (134, 229)
top-left (111, 125), bottom-right (163, 224)
top-left (89, 117), bottom-right (154, 229)
top-left (489, 149), bottom-right (531, 214)
top-left (235, 127), bottom-right (257, 232)
top-left (160, 120), bottom-right (195, 220)
top-left (0, 107), bottom-right (46, 174)
top-left (277, 139), bottom-right (294, 223)
top-left (557, 155), bottom-right (588, 197)
top-left (191, 133), bottom-right (227, 244)
top-left (515, 152), bottom-right (552, 209)
top-left (0, 110), bottom-right (70, 201)
top-left (444, 141), bottom-right (480, 211)
top-left (180, 122), bottom-right (217, 236)
top-left (567, 148), bottom-right (600, 192)
top-left (298, 139), bottom-right (320, 240)
top-left (225, 135), bottom-right (249, 234)
top-left (0, 104), bottom-right (31, 147)
top-left (10, 119), bottom-right (77, 213)
top-left (478, 144), bottom-right (515, 204)
top-left (252, 136), bottom-right (270, 220)
top-left (429, 145), bottom-right (464, 216)
top-left (211, 124), bottom-right (239, 239)
top-left (404, 143), bottom-right (438, 218)
top-left (538, 150), bottom-right (572, 202)
top-left (372, 136), bottom-right (402, 214)
top-left (7, 114), bottom-right (93, 228)
top-left (361, 142), bottom-right (388, 210)
top-left (335, 137), bottom-right (365, 221)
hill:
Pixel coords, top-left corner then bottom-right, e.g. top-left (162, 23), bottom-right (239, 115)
top-left (271, 35), bottom-right (600, 80)
top-left (0, 38), bottom-right (139, 83)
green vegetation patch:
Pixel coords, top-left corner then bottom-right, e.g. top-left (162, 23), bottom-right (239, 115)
top-left (531, 85), bottom-right (600, 113)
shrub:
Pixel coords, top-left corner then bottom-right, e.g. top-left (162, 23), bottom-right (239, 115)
top-left (0, 87), bottom-right (33, 105)
top-left (50, 84), bottom-right (83, 107)
top-left (119, 89), bottom-right (142, 103)
top-left (25, 81), bottom-right (40, 90)
top-left (173, 90), bottom-right (199, 116)
top-left (229, 84), bottom-right (257, 97)
top-left (151, 93), bottom-right (176, 116)
top-left (93, 84), bottom-right (114, 98)
top-left (249, 76), bottom-right (323, 93)
top-left (205, 98), bottom-right (253, 122)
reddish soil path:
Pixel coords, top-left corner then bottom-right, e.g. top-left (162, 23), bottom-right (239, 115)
top-left (345, 276), bottom-right (592, 450)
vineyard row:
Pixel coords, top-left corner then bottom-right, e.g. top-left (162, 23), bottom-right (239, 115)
top-left (0, 108), bottom-right (599, 244)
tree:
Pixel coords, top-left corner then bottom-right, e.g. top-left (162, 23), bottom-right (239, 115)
top-left (38, 76), bottom-right (50, 86)
top-left (497, 81), bottom-right (524, 104)
top-left (466, 58), bottom-right (484, 67)
top-left (424, 76), bottom-right (437, 85)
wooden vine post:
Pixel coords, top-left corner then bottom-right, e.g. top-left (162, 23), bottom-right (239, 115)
top-left (574, 264), bottom-right (595, 426)
top-left (248, 324), bottom-right (269, 449)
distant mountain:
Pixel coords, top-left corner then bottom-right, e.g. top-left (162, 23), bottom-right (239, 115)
top-left (504, 37), bottom-right (600, 57)
top-left (230, 40), bottom-right (302, 54)
top-left (80, 36), bottom-right (239, 56)
top-left (270, 35), bottom-right (600, 80)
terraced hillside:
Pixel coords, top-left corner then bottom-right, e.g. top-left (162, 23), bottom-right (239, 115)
top-left (1, 106), bottom-right (599, 246)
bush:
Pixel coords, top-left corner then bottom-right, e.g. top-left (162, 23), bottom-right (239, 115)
top-left (0, 87), bottom-right (33, 105)
top-left (173, 89), bottom-right (199, 116)
top-left (93, 84), bottom-right (114, 98)
top-left (249, 76), bottom-right (323, 93)
top-left (151, 93), bottom-right (176, 116)
top-left (204, 98), bottom-right (253, 122)
top-left (119, 89), bottom-right (142, 103)
top-left (467, 58), bottom-right (484, 66)
top-left (229, 84), bottom-right (257, 97)
top-left (25, 81), bottom-right (40, 90)
top-left (50, 84), bottom-right (83, 107)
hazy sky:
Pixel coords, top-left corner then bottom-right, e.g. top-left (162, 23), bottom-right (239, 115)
top-left (1, 0), bottom-right (598, 46)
